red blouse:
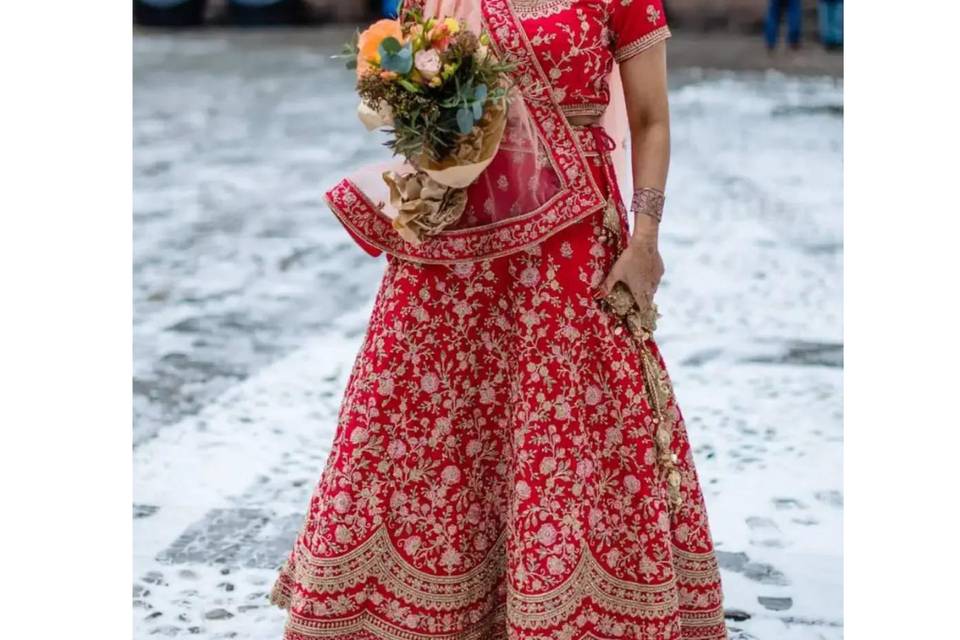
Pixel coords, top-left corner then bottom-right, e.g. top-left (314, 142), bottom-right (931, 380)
top-left (515, 0), bottom-right (671, 119)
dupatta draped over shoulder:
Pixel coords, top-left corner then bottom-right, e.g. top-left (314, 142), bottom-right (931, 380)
top-left (325, 0), bottom-right (610, 265)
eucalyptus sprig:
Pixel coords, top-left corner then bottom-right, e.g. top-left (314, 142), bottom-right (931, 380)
top-left (334, 30), bottom-right (360, 70)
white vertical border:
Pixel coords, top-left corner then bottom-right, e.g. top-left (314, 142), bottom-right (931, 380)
top-left (846, 1), bottom-right (960, 639)
top-left (0, 4), bottom-right (131, 639)
top-left (0, 2), bottom-right (958, 639)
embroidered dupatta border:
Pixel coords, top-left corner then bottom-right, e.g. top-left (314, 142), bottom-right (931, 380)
top-left (324, 0), bottom-right (607, 265)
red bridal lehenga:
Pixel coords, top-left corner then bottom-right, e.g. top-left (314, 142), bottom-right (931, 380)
top-left (270, 1), bottom-right (728, 639)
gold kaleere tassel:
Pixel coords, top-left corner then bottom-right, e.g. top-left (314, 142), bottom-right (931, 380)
top-left (603, 281), bottom-right (682, 511)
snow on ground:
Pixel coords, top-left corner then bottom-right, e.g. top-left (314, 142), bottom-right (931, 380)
top-left (134, 28), bottom-right (842, 640)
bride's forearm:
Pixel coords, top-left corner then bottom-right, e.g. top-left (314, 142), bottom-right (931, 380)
top-left (629, 120), bottom-right (670, 240)
top-left (619, 40), bottom-right (671, 241)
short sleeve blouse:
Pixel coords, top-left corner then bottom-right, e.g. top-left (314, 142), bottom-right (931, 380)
top-left (608, 0), bottom-right (671, 63)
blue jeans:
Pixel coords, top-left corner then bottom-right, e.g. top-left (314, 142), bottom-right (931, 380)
top-left (765, 0), bottom-right (803, 48)
top-left (818, 0), bottom-right (844, 47)
top-left (382, 0), bottom-right (401, 18)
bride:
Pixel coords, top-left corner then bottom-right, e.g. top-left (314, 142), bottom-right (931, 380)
top-left (270, 1), bottom-right (728, 638)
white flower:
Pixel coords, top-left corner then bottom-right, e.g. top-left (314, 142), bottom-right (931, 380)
top-left (647, 4), bottom-right (662, 25)
top-left (440, 547), bottom-right (462, 568)
top-left (515, 480), bottom-right (531, 500)
top-left (421, 373), bottom-right (440, 393)
top-left (624, 474), bottom-right (641, 494)
top-left (547, 556), bottom-right (566, 575)
top-left (605, 426), bottom-right (622, 446)
top-left (357, 100), bottom-right (394, 131)
top-left (387, 439), bottom-right (407, 458)
top-left (334, 525), bottom-right (353, 544)
top-left (435, 417), bottom-right (452, 434)
top-left (404, 536), bottom-right (422, 555)
top-left (414, 49), bottom-right (442, 79)
top-left (453, 262), bottom-right (474, 278)
top-left (474, 533), bottom-right (490, 550)
top-left (537, 523), bottom-right (558, 546)
top-left (539, 457), bottom-right (557, 474)
top-left (584, 385), bottom-right (602, 406)
top-left (441, 464), bottom-right (461, 484)
top-left (577, 459), bottom-right (594, 478)
top-left (520, 266), bottom-right (540, 287)
top-left (332, 491), bottom-right (352, 514)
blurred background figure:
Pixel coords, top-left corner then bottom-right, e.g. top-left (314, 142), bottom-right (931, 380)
top-left (765, 0), bottom-right (803, 51)
top-left (381, 0), bottom-right (401, 18)
top-left (226, 1), bottom-right (305, 26)
top-left (818, 0), bottom-right (843, 51)
top-left (133, 0), bottom-right (208, 26)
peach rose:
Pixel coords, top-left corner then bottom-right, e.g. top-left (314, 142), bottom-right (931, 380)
top-left (357, 19), bottom-right (403, 77)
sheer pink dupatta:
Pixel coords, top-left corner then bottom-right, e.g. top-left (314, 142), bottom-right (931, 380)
top-left (327, 0), bottom-right (561, 261)
top-left (601, 66), bottom-right (631, 196)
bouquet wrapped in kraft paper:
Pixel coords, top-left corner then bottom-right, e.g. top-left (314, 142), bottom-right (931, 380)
top-left (341, 2), bottom-right (514, 244)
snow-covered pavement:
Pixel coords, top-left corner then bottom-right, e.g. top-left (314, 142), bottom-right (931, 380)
top-left (134, 28), bottom-right (842, 640)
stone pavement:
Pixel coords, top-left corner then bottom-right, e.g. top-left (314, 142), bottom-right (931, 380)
top-left (134, 26), bottom-right (843, 640)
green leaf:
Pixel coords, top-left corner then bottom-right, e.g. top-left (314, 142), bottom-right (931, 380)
top-left (456, 107), bottom-right (474, 135)
top-left (335, 30), bottom-right (361, 71)
top-left (396, 77), bottom-right (421, 93)
top-left (474, 83), bottom-right (488, 102)
top-left (380, 37), bottom-right (402, 55)
top-left (379, 40), bottom-right (414, 74)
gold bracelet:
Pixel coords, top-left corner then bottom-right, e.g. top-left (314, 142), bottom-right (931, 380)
top-left (630, 187), bottom-right (665, 223)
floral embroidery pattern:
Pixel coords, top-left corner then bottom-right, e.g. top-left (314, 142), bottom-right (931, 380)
top-left (647, 4), bottom-right (662, 25)
top-left (272, 195), bottom-right (726, 638)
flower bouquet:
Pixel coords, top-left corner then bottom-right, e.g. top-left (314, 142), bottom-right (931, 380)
top-left (341, 7), bottom-right (514, 244)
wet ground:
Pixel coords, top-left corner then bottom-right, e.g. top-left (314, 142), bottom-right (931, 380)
top-left (134, 27), bottom-right (843, 640)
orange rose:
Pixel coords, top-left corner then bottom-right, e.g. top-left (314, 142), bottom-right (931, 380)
top-left (357, 19), bottom-right (404, 77)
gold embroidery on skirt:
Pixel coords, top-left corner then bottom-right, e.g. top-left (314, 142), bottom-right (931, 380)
top-left (270, 523), bottom-right (732, 640)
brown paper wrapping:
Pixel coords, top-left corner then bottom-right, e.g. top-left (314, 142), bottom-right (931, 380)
top-left (381, 100), bottom-right (509, 244)
top-left (418, 100), bottom-right (508, 189)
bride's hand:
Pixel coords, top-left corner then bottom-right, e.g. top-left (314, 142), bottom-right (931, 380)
top-left (596, 231), bottom-right (664, 310)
